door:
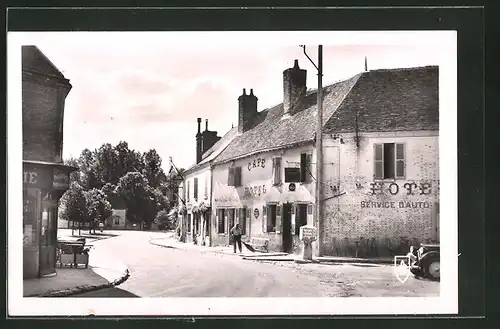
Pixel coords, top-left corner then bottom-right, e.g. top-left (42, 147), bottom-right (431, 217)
top-left (227, 209), bottom-right (235, 244)
top-left (282, 203), bottom-right (293, 253)
top-left (39, 192), bottom-right (57, 277)
top-left (295, 204), bottom-right (308, 235)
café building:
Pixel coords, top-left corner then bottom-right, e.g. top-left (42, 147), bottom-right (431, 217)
top-left (22, 46), bottom-right (77, 278)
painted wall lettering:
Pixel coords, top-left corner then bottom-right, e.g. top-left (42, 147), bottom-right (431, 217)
top-left (23, 171), bottom-right (38, 185)
top-left (370, 181), bottom-right (433, 196)
top-left (361, 201), bottom-right (431, 209)
top-left (247, 158), bottom-right (266, 171)
top-left (244, 185), bottom-right (267, 198)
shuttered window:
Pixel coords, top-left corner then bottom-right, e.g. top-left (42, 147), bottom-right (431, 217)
top-left (193, 178), bottom-right (198, 200)
top-left (262, 205), bottom-right (267, 233)
top-left (306, 153), bottom-right (312, 182)
top-left (373, 143), bottom-right (406, 179)
top-left (234, 167), bottom-right (242, 187)
top-left (272, 157), bottom-right (282, 185)
top-left (300, 153), bottom-right (307, 182)
top-left (228, 166), bottom-right (242, 186)
top-left (228, 167), bottom-right (234, 186)
top-left (187, 181), bottom-right (191, 202)
top-left (395, 143), bottom-right (406, 179)
top-left (374, 144), bottom-right (384, 179)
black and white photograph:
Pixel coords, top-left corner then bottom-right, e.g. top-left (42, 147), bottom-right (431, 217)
top-left (8, 30), bottom-right (458, 316)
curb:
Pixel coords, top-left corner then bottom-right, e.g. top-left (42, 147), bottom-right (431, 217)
top-left (26, 268), bottom-right (130, 298)
top-left (149, 238), bottom-right (393, 265)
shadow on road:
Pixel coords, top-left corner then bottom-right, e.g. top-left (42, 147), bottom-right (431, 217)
top-left (71, 287), bottom-right (139, 298)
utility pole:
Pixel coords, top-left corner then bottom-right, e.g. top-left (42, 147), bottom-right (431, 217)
top-left (301, 45), bottom-right (323, 256)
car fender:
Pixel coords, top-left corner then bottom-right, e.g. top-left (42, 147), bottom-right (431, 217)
top-left (420, 251), bottom-right (440, 266)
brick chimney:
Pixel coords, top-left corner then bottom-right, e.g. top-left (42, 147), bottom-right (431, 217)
top-left (201, 119), bottom-right (221, 154)
top-left (238, 88), bottom-right (258, 133)
top-left (196, 118), bottom-right (202, 164)
top-left (283, 59), bottom-right (307, 117)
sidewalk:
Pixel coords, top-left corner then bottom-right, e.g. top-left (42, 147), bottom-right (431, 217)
top-left (24, 238), bottom-right (129, 297)
top-left (149, 236), bottom-right (393, 265)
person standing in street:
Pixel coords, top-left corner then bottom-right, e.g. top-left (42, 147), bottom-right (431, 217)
top-left (230, 223), bottom-right (243, 253)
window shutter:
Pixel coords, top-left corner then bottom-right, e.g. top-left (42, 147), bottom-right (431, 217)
top-left (300, 153), bottom-right (307, 182)
top-left (235, 167), bottom-right (242, 186)
top-left (273, 157), bottom-right (282, 185)
top-left (306, 154), bottom-right (312, 182)
top-left (262, 205), bottom-right (267, 233)
top-left (194, 178), bottom-right (198, 200)
top-left (373, 144), bottom-right (384, 179)
top-left (275, 204), bottom-right (282, 233)
top-left (395, 143), bottom-right (406, 179)
top-left (228, 167), bottom-right (234, 186)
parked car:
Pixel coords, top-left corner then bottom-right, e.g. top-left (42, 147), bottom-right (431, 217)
top-left (407, 243), bottom-right (440, 281)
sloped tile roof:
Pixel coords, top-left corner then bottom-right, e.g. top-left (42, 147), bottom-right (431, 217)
top-left (324, 66), bottom-right (439, 133)
top-left (22, 45), bottom-right (67, 80)
top-left (214, 73), bottom-right (362, 164)
top-left (184, 127), bottom-right (238, 175)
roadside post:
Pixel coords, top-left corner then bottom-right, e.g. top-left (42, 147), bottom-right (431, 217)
top-left (299, 225), bottom-right (318, 261)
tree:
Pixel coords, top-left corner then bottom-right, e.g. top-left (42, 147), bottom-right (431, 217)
top-left (143, 149), bottom-right (166, 189)
top-left (154, 209), bottom-right (177, 231)
top-left (85, 188), bottom-right (113, 234)
top-left (94, 143), bottom-right (120, 186)
top-left (64, 157), bottom-right (81, 185)
top-left (115, 172), bottom-right (152, 229)
top-left (58, 182), bottom-right (88, 235)
top-left (78, 148), bottom-right (101, 190)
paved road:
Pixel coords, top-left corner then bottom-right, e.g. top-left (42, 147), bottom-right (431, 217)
top-left (73, 231), bottom-right (439, 298)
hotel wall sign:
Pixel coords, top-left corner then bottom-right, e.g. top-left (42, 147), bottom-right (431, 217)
top-left (247, 158), bottom-right (266, 171)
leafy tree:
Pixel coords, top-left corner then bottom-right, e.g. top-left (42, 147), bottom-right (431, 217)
top-left (85, 188), bottom-right (113, 234)
top-left (115, 172), bottom-right (152, 229)
top-left (58, 182), bottom-right (88, 235)
top-left (78, 148), bottom-right (101, 190)
top-left (154, 209), bottom-right (177, 231)
top-left (64, 157), bottom-right (81, 185)
top-left (143, 149), bottom-right (166, 189)
top-left (94, 143), bottom-right (120, 185)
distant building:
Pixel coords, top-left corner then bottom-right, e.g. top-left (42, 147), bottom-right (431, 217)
top-left (207, 60), bottom-right (439, 257)
top-left (22, 46), bottom-right (78, 278)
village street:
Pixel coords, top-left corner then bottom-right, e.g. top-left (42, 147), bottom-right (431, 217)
top-left (68, 230), bottom-right (439, 298)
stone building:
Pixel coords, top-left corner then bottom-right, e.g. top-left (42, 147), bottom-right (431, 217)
top-left (207, 60), bottom-right (439, 257)
top-left (22, 45), bottom-right (78, 278)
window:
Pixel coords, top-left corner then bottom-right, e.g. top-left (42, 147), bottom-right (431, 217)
top-left (267, 205), bottom-right (277, 232)
top-left (194, 177), bottom-right (198, 200)
top-left (217, 209), bottom-right (225, 234)
top-left (228, 166), bottom-right (242, 187)
top-left (374, 143), bottom-right (406, 179)
top-left (187, 213), bottom-right (192, 233)
top-left (239, 208), bottom-right (247, 235)
top-left (204, 175), bottom-right (208, 198)
top-left (295, 204), bottom-right (308, 235)
top-left (195, 213), bottom-right (200, 234)
top-left (299, 153), bottom-right (313, 182)
top-left (187, 181), bottom-right (190, 202)
top-left (272, 157), bottom-right (282, 185)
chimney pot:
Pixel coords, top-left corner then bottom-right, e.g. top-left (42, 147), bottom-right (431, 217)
top-left (294, 59), bottom-right (299, 68)
top-left (250, 89), bottom-right (254, 96)
top-left (243, 88), bottom-right (246, 95)
top-left (238, 88), bottom-right (258, 133)
top-left (205, 119), bottom-right (208, 131)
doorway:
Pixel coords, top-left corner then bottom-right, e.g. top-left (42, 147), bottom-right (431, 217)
top-left (295, 204), bottom-right (308, 235)
top-left (39, 192), bottom-right (57, 277)
top-left (282, 203), bottom-right (293, 253)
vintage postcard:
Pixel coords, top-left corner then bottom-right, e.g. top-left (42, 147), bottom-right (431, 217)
top-left (8, 30), bottom-right (458, 316)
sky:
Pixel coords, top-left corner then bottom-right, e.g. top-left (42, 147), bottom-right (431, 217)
top-left (13, 31), bottom-right (452, 171)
